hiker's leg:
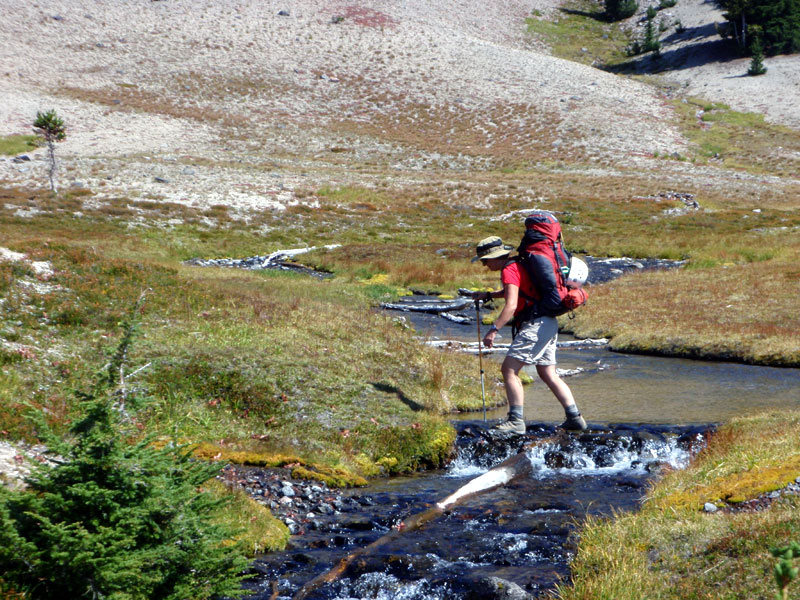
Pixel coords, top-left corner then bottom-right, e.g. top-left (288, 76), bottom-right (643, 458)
top-left (536, 364), bottom-right (576, 411)
top-left (537, 364), bottom-right (586, 430)
top-left (501, 355), bottom-right (527, 418)
top-left (503, 317), bottom-right (557, 425)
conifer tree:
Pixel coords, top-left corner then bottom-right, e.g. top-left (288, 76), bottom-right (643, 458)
top-left (0, 297), bottom-right (249, 599)
top-left (605, 0), bottom-right (639, 20)
top-left (32, 109), bottom-right (66, 194)
top-left (717, 0), bottom-right (800, 54)
top-left (748, 33), bottom-right (768, 74)
top-left (643, 11), bottom-right (662, 55)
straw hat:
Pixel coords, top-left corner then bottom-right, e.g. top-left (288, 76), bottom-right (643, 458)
top-left (471, 236), bottom-right (512, 262)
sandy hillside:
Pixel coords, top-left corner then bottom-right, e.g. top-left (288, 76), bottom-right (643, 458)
top-left (0, 0), bottom-right (797, 213)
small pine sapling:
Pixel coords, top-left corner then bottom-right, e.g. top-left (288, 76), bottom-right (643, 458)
top-left (32, 109), bottom-right (66, 193)
top-left (643, 11), bottom-right (662, 55)
top-left (748, 34), bottom-right (768, 75)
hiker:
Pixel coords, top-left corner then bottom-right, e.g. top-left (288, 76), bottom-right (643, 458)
top-left (471, 235), bottom-right (587, 433)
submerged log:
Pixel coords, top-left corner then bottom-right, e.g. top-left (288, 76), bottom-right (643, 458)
top-left (291, 444), bottom-right (541, 600)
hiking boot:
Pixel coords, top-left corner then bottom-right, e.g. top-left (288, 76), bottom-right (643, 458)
top-left (559, 414), bottom-right (587, 431)
top-left (492, 418), bottom-right (526, 435)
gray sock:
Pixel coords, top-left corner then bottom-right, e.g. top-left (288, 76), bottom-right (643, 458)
top-left (509, 406), bottom-right (524, 421)
top-left (564, 404), bottom-right (581, 418)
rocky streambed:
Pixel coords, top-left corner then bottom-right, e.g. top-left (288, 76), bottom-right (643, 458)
top-left (231, 421), bottom-right (710, 600)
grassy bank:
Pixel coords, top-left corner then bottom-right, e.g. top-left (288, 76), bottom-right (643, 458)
top-left (0, 184), bottom-right (498, 476)
top-left (557, 410), bottom-right (800, 599)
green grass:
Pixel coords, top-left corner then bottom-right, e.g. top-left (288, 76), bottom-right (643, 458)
top-left (0, 135), bottom-right (39, 156)
top-left (673, 99), bottom-right (800, 176)
top-left (0, 193), bottom-right (493, 471)
top-left (557, 411), bottom-right (800, 600)
top-left (526, 2), bottom-right (632, 67)
top-left (204, 480), bottom-right (290, 555)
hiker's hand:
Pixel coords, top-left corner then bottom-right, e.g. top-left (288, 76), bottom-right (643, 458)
top-left (483, 330), bottom-right (496, 348)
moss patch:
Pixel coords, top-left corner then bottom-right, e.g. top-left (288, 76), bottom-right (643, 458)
top-left (204, 479), bottom-right (290, 555)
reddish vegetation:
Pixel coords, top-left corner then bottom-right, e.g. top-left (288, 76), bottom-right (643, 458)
top-left (339, 5), bottom-right (398, 28)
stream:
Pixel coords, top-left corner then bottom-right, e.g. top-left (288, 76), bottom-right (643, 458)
top-left (243, 422), bottom-right (705, 600)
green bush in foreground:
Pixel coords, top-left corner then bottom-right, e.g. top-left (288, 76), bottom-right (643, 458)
top-left (0, 301), bottom-right (249, 599)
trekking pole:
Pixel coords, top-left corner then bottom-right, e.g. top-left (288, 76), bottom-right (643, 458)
top-left (475, 298), bottom-right (487, 422)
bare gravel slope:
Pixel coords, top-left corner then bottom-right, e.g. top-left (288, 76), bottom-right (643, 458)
top-left (0, 0), bottom-right (796, 212)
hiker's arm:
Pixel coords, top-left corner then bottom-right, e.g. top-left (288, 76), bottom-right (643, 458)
top-left (495, 283), bottom-right (518, 329)
top-left (483, 284), bottom-right (518, 348)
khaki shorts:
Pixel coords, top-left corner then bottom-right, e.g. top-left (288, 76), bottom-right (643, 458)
top-left (506, 316), bottom-right (558, 366)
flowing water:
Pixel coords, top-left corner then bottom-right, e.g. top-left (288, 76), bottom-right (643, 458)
top-left (242, 300), bottom-right (799, 600)
top-left (245, 423), bottom-right (705, 600)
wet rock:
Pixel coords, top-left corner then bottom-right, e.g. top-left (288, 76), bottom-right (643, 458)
top-left (339, 516), bottom-right (376, 530)
top-left (317, 502), bottom-right (334, 515)
top-left (592, 446), bottom-right (615, 467)
top-left (677, 429), bottom-right (711, 453)
top-left (465, 576), bottom-right (533, 600)
top-left (380, 297), bottom-right (472, 313)
top-left (544, 451), bottom-right (567, 469)
top-left (645, 462), bottom-right (667, 475)
top-left (285, 518), bottom-right (300, 533)
top-left (629, 430), bottom-right (666, 450)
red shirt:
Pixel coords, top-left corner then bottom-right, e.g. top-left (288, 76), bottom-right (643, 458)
top-left (501, 260), bottom-right (539, 317)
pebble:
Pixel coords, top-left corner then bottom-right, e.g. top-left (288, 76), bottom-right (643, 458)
top-left (703, 502), bottom-right (718, 513)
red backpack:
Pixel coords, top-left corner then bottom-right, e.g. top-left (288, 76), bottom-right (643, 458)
top-left (515, 211), bottom-right (588, 322)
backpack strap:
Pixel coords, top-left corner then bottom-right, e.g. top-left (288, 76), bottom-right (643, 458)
top-left (552, 234), bottom-right (572, 288)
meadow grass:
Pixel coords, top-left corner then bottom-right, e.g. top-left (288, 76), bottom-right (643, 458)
top-left (203, 479), bottom-right (290, 555)
top-left (0, 188), bottom-right (492, 472)
top-left (672, 99), bottom-right (800, 176)
top-left (557, 411), bottom-right (800, 600)
top-left (526, 1), bottom-right (633, 67)
top-left (0, 135), bottom-right (39, 156)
